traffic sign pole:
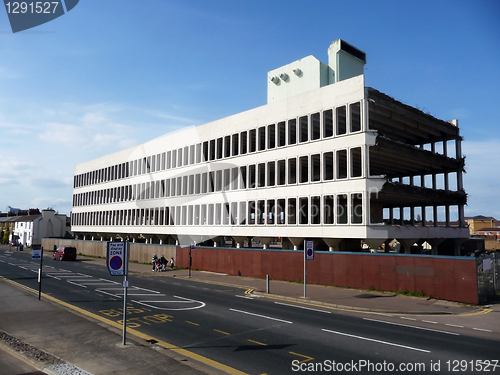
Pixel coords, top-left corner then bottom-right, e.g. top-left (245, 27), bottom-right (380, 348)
top-left (38, 247), bottom-right (43, 300)
top-left (122, 242), bottom-right (129, 345)
top-left (303, 240), bottom-right (306, 298)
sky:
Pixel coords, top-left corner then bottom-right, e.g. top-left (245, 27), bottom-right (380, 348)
top-left (0, 0), bottom-right (499, 218)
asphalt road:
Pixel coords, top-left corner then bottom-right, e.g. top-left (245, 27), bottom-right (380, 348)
top-left (1, 250), bottom-right (499, 375)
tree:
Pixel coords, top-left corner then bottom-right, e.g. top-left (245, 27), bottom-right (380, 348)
top-left (2, 225), bottom-right (10, 244)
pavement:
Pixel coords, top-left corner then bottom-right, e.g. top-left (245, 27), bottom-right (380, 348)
top-left (0, 250), bottom-right (497, 375)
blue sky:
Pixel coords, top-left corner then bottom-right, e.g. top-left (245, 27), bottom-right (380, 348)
top-left (0, 0), bottom-right (499, 218)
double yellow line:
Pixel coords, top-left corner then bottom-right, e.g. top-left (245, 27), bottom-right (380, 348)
top-left (1, 277), bottom-right (248, 375)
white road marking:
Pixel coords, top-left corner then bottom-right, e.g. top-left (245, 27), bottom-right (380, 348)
top-left (473, 328), bottom-right (492, 332)
top-left (322, 329), bottom-right (430, 353)
top-left (229, 308), bottom-right (293, 324)
top-left (445, 324), bottom-right (464, 328)
top-left (275, 301), bottom-right (331, 314)
top-left (422, 320), bottom-right (437, 324)
top-left (67, 281), bottom-right (86, 288)
top-left (235, 295), bottom-right (254, 300)
top-left (364, 318), bottom-right (459, 335)
top-left (114, 293), bottom-right (166, 296)
top-left (133, 295), bottom-right (206, 311)
top-left (400, 317), bottom-right (416, 321)
top-left (47, 275), bottom-right (61, 280)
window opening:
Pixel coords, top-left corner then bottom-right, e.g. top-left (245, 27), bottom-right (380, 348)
top-left (352, 194), bottom-right (363, 224)
top-left (240, 131), bottom-right (248, 154)
top-left (350, 102), bottom-right (361, 132)
top-left (288, 119), bottom-right (297, 145)
top-left (249, 129), bottom-right (257, 152)
top-left (311, 112), bottom-right (320, 140)
top-left (299, 115), bottom-right (308, 143)
top-left (336, 106), bottom-right (347, 135)
top-left (288, 158), bottom-right (297, 184)
top-left (337, 150), bottom-right (347, 179)
top-left (324, 195), bottom-right (334, 224)
top-left (311, 154), bottom-right (321, 182)
top-left (351, 147), bottom-right (362, 178)
top-left (299, 156), bottom-right (308, 183)
top-left (278, 121), bottom-right (286, 147)
top-left (258, 126), bottom-right (266, 151)
top-left (278, 160), bottom-right (286, 185)
top-left (268, 124), bottom-right (275, 149)
top-left (288, 198), bottom-right (297, 224)
top-left (232, 134), bottom-right (239, 156)
top-left (258, 163), bottom-right (266, 187)
top-left (337, 194), bottom-right (348, 224)
top-left (267, 161), bottom-right (275, 187)
top-left (217, 137), bottom-right (223, 159)
top-left (249, 165), bottom-right (256, 188)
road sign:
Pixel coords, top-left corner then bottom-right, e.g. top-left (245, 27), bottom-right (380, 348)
top-left (32, 247), bottom-right (42, 260)
top-left (306, 240), bottom-right (314, 260)
top-left (106, 242), bottom-right (127, 276)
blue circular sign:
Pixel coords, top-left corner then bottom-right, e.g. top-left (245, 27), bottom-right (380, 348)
top-left (110, 255), bottom-right (123, 270)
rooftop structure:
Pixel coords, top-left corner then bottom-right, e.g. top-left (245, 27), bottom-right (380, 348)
top-left (71, 39), bottom-right (468, 254)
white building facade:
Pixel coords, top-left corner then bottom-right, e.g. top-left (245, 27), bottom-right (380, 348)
top-left (71, 40), bottom-right (468, 254)
top-left (14, 209), bottom-right (68, 247)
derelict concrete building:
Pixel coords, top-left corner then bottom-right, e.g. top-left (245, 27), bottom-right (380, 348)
top-left (71, 40), bottom-right (468, 254)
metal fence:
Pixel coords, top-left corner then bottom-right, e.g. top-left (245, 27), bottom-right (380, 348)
top-left (477, 252), bottom-right (500, 303)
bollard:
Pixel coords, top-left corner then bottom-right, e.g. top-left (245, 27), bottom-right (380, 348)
top-left (266, 274), bottom-right (270, 294)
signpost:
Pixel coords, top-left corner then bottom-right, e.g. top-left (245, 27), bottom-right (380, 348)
top-left (189, 244), bottom-right (195, 278)
top-left (32, 245), bottom-right (43, 300)
top-left (106, 241), bottom-right (129, 345)
top-left (303, 240), bottom-right (314, 298)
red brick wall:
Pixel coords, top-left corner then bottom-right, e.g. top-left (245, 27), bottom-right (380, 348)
top-left (177, 247), bottom-right (479, 304)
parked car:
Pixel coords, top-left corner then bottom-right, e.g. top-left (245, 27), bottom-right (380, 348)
top-left (53, 246), bottom-right (77, 261)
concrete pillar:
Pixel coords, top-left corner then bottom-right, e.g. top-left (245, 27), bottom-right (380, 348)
top-left (323, 238), bottom-right (342, 251)
top-left (428, 238), bottom-right (445, 255)
top-left (232, 236), bottom-right (247, 249)
top-left (260, 238), bottom-right (273, 249)
top-left (364, 239), bottom-right (384, 252)
top-left (287, 237), bottom-right (305, 251)
top-left (433, 206), bottom-right (438, 227)
top-left (398, 238), bottom-right (419, 254)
